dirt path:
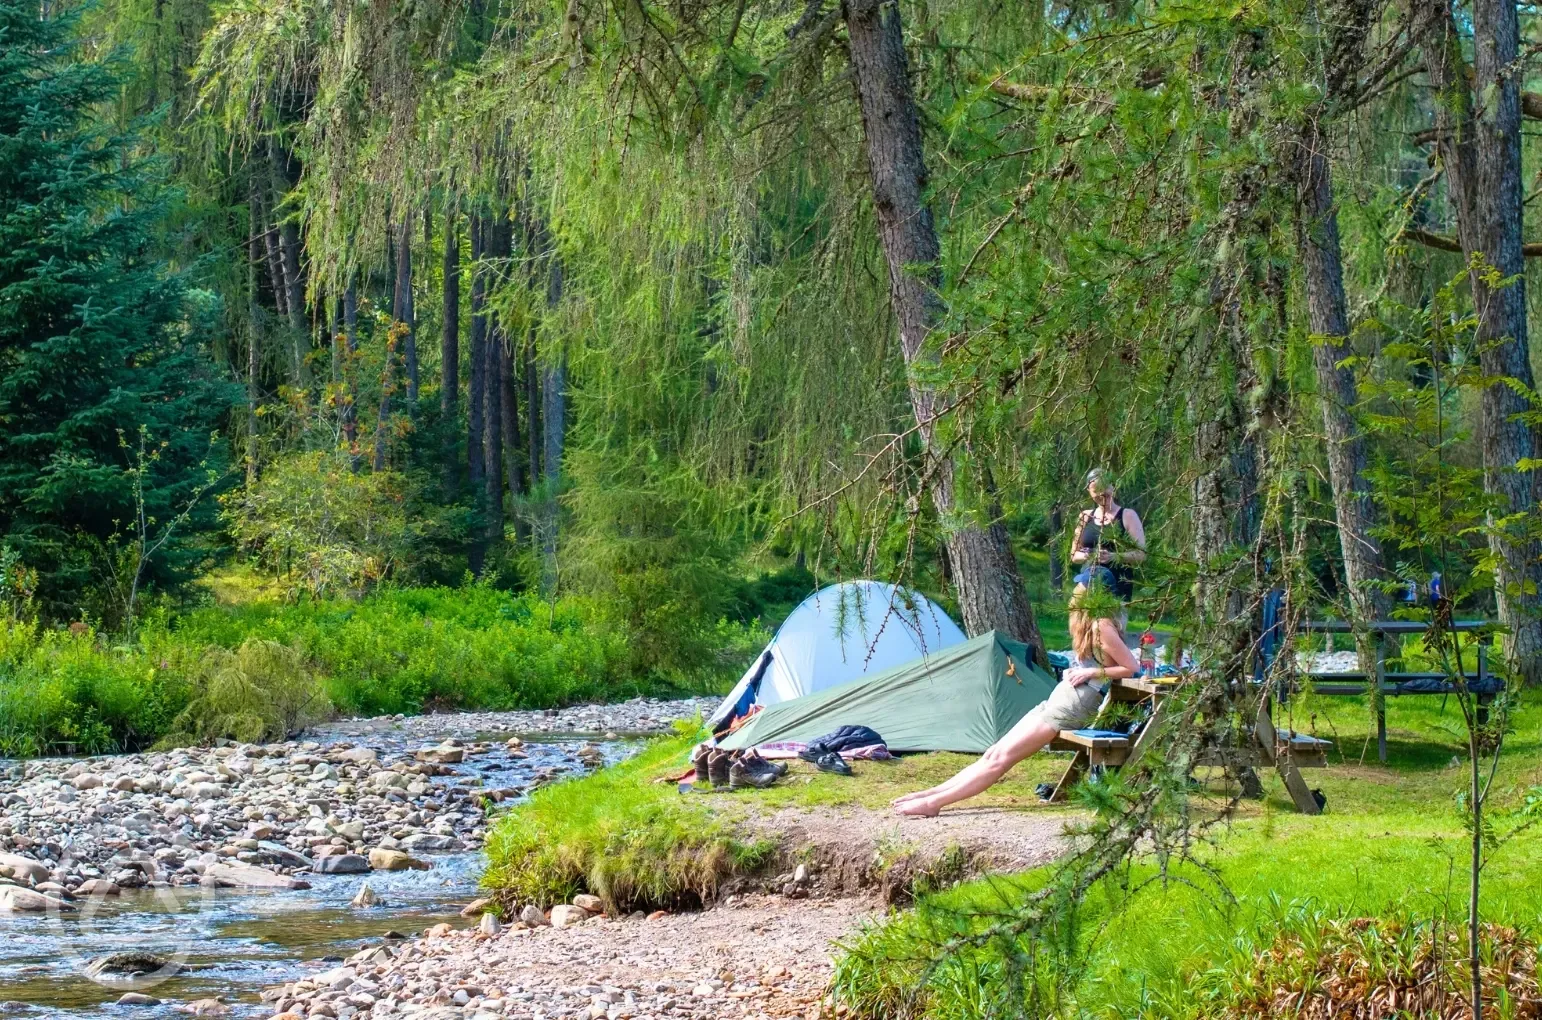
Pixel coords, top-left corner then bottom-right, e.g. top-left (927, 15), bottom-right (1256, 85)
top-left (266, 806), bottom-right (1072, 1020)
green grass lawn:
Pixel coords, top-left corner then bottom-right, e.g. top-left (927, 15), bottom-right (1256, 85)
top-left (832, 689), bottom-right (1542, 1018)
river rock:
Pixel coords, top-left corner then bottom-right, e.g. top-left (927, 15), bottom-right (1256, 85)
top-left (400, 833), bottom-right (460, 852)
top-left (179, 998), bottom-right (230, 1015)
top-left (349, 883), bottom-right (380, 909)
top-left (338, 746), bottom-right (377, 764)
top-left (519, 904), bottom-right (550, 927)
top-left (75, 879), bottom-right (120, 896)
top-left (86, 952), bottom-right (175, 980)
top-left (0, 886), bottom-right (73, 913)
top-left (117, 993), bottom-right (161, 1005)
top-left (549, 904), bottom-right (588, 928)
top-left (414, 744), bottom-right (464, 765)
top-left (203, 862), bottom-right (310, 890)
top-left (460, 897), bottom-right (493, 917)
top-left (367, 848), bottom-right (419, 871)
top-left (0, 854), bottom-right (49, 884)
top-left (313, 854), bottom-right (369, 875)
top-left (478, 912), bottom-right (501, 936)
top-left (572, 893), bottom-right (603, 913)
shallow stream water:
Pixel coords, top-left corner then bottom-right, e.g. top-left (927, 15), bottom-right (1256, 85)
top-left (0, 728), bottom-right (637, 1019)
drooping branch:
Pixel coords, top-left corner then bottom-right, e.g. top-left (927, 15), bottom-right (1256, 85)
top-left (1397, 226), bottom-right (1542, 256)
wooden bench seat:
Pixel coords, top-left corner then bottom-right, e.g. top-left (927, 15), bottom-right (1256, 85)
top-left (1049, 729), bottom-right (1130, 767)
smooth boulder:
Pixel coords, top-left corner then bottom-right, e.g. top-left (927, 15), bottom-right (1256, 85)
top-left (202, 862), bottom-right (310, 890)
top-left (313, 854), bottom-right (369, 875)
top-left (0, 886), bottom-right (74, 913)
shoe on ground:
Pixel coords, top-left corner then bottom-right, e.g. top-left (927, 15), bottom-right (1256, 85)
top-left (743, 751), bottom-right (787, 778)
top-left (797, 748), bottom-right (822, 763)
top-left (1035, 782), bottom-right (1057, 802)
top-left (729, 760), bottom-right (778, 790)
top-left (707, 750), bottom-right (732, 788)
top-left (813, 752), bottom-right (852, 776)
top-left (691, 744), bottom-right (712, 785)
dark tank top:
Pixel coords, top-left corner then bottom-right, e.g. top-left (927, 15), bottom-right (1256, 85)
top-left (1079, 506), bottom-right (1136, 600)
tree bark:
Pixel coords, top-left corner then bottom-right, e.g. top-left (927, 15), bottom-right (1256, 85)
top-left (841, 0), bottom-right (1045, 662)
top-left (539, 250), bottom-right (565, 594)
top-left (467, 213), bottom-right (488, 576)
top-left (1294, 129), bottom-right (1391, 646)
top-left (342, 280), bottom-right (359, 461)
top-left (525, 331), bottom-right (541, 497)
top-left (500, 332), bottom-right (525, 533)
top-left (269, 144), bottom-right (308, 387)
top-left (441, 208), bottom-right (460, 419)
top-left (246, 172), bottom-right (263, 486)
top-left (483, 216), bottom-right (508, 557)
top-left (1419, 0), bottom-right (1542, 684)
top-left (395, 215), bottom-right (419, 405)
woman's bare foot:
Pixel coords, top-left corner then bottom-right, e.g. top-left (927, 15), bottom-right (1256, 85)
top-left (890, 788), bottom-right (932, 806)
top-left (894, 797), bottom-right (940, 817)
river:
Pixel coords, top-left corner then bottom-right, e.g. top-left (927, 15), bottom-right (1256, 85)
top-left (0, 727), bottom-right (641, 1018)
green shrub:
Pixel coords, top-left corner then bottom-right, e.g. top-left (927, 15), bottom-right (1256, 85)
top-left (0, 620), bottom-right (189, 755)
top-left (158, 638), bottom-right (330, 746)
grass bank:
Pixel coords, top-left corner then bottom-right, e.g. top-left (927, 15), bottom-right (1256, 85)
top-left (830, 692), bottom-right (1542, 1018)
top-left (0, 583), bottom-right (761, 756)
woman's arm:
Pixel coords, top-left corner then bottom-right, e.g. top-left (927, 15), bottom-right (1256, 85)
top-left (1095, 619), bottom-right (1140, 678)
top-left (1115, 509), bottom-right (1147, 565)
top-left (1069, 509), bottom-right (1092, 564)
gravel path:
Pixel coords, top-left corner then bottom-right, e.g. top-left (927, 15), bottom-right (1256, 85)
top-left (266, 894), bottom-right (868, 1020)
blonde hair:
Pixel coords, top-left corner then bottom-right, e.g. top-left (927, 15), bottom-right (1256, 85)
top-left (1068, 585), bottom-right (1126, 664)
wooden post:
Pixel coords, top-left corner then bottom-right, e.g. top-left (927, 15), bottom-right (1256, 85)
top-left (1375, 633), bottom-right (1388, 763)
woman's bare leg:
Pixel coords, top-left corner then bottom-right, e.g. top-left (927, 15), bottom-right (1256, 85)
top-left (894, 715), bottom-right (1062, 816)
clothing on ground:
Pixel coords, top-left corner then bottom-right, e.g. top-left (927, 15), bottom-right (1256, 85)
top-left (805, 725), bottom-right (885, 756)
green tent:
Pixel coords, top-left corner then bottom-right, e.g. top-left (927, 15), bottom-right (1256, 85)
top-left (717, 631), bottom-right (1058, 754)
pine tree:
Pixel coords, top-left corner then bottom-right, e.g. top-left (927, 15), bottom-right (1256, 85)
top-left (0, 2), bottom-right (235, 617)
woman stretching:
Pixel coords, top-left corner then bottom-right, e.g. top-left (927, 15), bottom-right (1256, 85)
top-left (893, 568), bottom-right (1140, 817)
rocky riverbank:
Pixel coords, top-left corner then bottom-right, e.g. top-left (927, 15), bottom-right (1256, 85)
top-left (0, 696), bottom-right (717, 913)
top-left (313, 698), bottom-right (722, 743)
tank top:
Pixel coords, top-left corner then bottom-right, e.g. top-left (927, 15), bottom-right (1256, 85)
top-left (1078, 506), bottom-right (1136, 600)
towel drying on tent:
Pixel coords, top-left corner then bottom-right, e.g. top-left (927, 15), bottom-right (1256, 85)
top-left (710, 580), bottom-right (966, 732)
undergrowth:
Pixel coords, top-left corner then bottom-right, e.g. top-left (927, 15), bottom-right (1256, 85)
top-left (481, 733), bottom-right (776, 913)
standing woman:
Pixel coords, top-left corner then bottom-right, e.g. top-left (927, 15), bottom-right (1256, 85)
top-left (1071, 468), bottom-right (1146, 614)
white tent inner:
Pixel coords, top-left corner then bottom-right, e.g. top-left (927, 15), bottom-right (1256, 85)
top-left (710, 580), bottom-right (967, 729)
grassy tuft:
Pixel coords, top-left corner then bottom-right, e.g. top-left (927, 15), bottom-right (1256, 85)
top-left (482, 734), bottom-right (777, 913)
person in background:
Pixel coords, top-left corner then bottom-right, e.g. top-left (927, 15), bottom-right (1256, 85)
top-left (891, 569), bottom-right (1138, 817)
top-left (1071, 468), bottom-right (1146, 624)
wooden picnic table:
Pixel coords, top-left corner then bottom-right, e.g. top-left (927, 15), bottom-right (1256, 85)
top-left (1047, 674), bottom-right (1330, 815)
top-left (1297, 618), bottom-right (1498, 764)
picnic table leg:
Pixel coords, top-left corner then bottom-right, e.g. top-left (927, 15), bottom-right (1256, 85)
top-left (1120, 695), bottom-right (1169, 773)
top-left (1049, 749), bottom-right (1088, 802)
top-left (1375, 636), bottom-right (1387, 764)
top-left (1254, 699), bottom-right (1322, 815)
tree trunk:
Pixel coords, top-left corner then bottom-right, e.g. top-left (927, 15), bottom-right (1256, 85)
top-left (258, 194), bottom-right (287, 320)
top-left (525, 332), bottom-right (541, 499)
top-left (1294, 128), bottom-right (1390, 652)
top-left (842, 0), bottom-right (1045, 662)
top-left (1048, 503), bottom-right (1064, 594)
top-left (500, 331), bottom-right (525, 538)
top-left (342, 280), bottom-right (359, 461)
top-left (441, 208), bottom-right (460, 419)
top-left (246, 172), bottom-right (263, 486)
top-left (483, 216), bottom-right (507, 557)
top-left (269, 145), bottom-right (308, 387)
top-left (395, 215), bottom-right (419, 405)
top-left (1420, 0), bottom-right (1542, 684)
top-left (330, 293), bottom-right (343, 386)
top-left (538, 251), bottom-right (565, 594)
top-left (467, 213), bottom-right (488, 576)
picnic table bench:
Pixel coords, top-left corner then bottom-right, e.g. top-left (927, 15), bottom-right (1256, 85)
top-left (1294, 619), bottom-right (1498, 763)
top-left (1046, 675), bottom-right (1332, 814)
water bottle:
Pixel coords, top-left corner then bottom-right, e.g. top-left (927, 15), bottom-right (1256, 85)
top-left (1139, 629), bottom-right (1157, 677)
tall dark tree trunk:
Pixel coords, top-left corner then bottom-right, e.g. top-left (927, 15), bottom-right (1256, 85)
top-left (1419, 0), bottom-right (1542, 684)
top-left (500, 332), bottom-right (525, 538)
top-left (525, 333), bottom-right (541, 499)
top-left (342, 280), bottom-right (359, 462)
top-left (841, 0), bottom-right (1044, 662)
top-left (330, 293), bottom-right (343, 386)
top-left (395, 215), bottom-right (419, 405)
top-left (483, 216), bottom-right (508, 558)
top-left (467, 214), bottom-right (489, 576)
top-left (441, 209), bottom-right (460, 419)
top-left (246, 172), bottom-right (263, 486)
top-left (259, 196), bottom-right (287, 320)
top-left (269, 144), bottom-right (308, 387)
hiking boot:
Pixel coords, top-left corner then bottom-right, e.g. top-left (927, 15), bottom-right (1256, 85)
top-left (707, 750), bottom-right (732, 788)
top-left (691, 744), bottom-right (712, 785)
top-left (797, 748), bottom-right (823, 763)
top-left (729, 759), bottom-right (778, 790)
top-left (742, 750), bottom-right (787, 778)
top-left (813, 752), bottom-right (852, 776)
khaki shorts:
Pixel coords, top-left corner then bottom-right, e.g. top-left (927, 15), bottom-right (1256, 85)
top-left (1025, 679), bottom-right (1105, 732)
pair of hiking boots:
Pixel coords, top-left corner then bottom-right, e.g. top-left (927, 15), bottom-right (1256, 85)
top-left (692, 746), bottom-right (788, 790)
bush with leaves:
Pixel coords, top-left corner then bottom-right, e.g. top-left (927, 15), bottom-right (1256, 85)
top-left (160, 638), bottom-right (328, 746)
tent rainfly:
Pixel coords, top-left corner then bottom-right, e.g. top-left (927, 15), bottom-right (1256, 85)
top-left (718, 631), bottom-right (1058, 754)
top-left (709, 581), bottom-right (967, 732)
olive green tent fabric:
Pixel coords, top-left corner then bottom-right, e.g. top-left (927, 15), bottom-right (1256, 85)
top-left (717, 631), bottom-right (1058, 754)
